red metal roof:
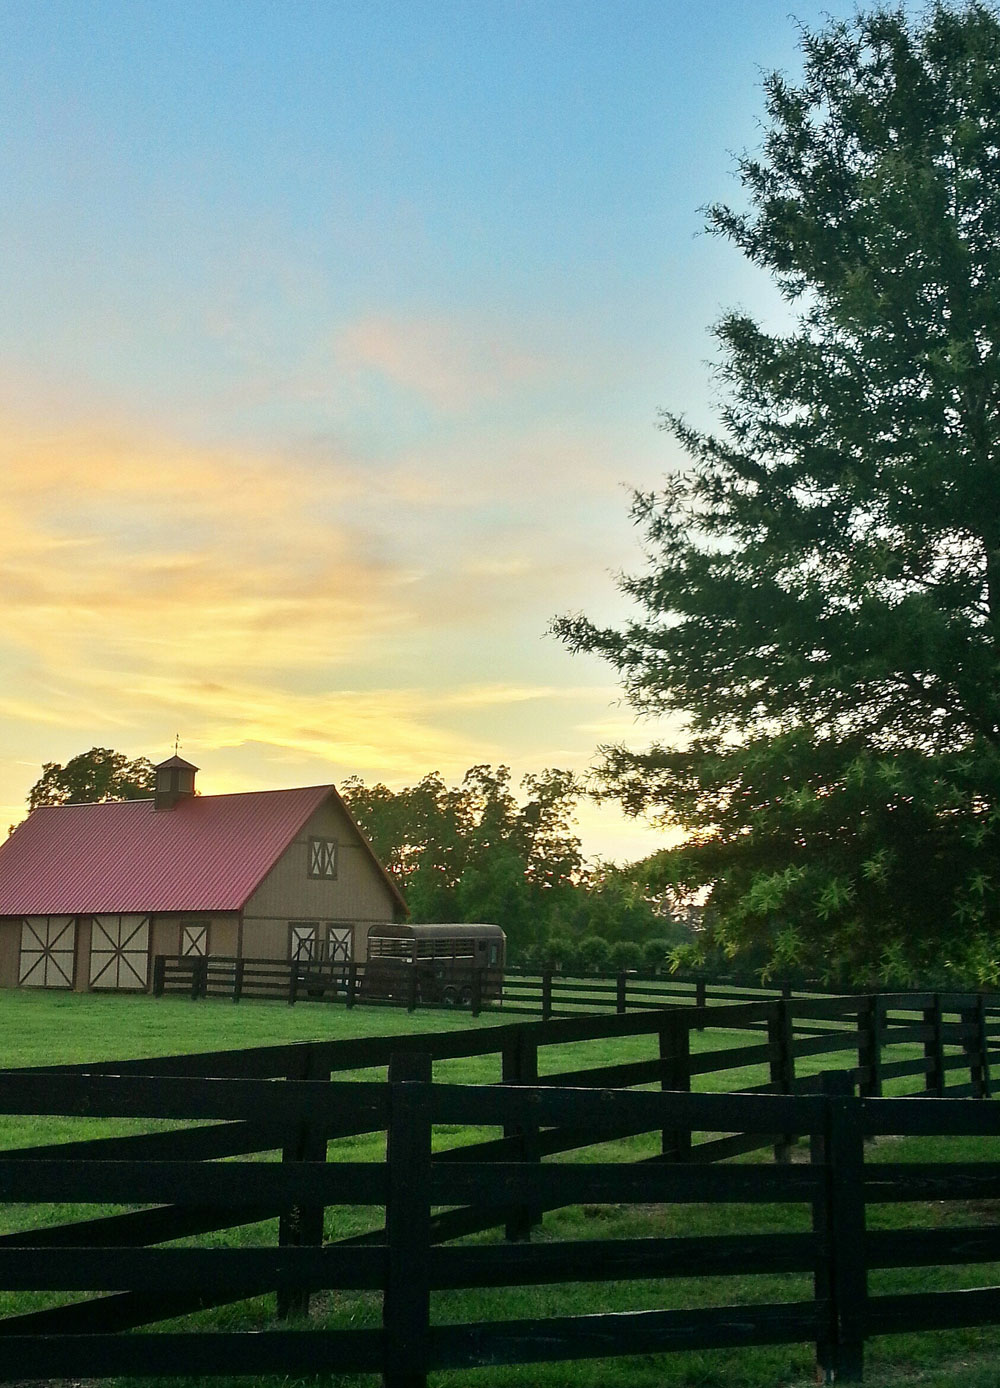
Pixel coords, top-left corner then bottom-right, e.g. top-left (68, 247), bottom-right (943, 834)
top-left (0, 785), bottom-right (400, 916)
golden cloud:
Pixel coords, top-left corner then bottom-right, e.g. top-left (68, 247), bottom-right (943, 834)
top-left (0, 407), bottom-right (669, 864)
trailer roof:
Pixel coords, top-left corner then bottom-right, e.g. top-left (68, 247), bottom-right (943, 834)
top-left (368, 921), bottom-right (505, 940)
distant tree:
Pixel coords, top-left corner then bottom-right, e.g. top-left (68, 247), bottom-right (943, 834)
top-left (555, 4), bottom-right (1000, 986)
top-left (29, 748), bottom-right (155, 809)
top-left (573, 863), bottom-right (673, 943)
top-left (341, 765), bottom-right (586, 955)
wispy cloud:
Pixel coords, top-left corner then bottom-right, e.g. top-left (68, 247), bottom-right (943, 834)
top-left (334, 313), bottom-right (547, 412)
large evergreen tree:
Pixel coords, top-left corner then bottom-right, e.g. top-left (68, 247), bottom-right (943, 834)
top-left (555, 3), bottom-right (1000, 985)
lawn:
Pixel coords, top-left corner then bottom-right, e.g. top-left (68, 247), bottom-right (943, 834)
top-left (2, 988), bottom-right (999, 1388)
top-left (0, 986), bottom-right (510, 1070)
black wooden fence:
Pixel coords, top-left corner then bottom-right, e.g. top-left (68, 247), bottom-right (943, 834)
top-left (22, 989), bottom-right (1000, 1103)
top-left (152, 951), bottom-right (830, 1016)
top-left (153, 953), bottom-right (505, 1013)
top-left (3, 1059), bottom-right (1000, 1383)
top-left (2, 993), bottom-right (999, 1383)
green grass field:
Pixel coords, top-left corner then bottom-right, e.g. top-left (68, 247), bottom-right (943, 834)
top-left (2, 988), bottom-right (999, 1388)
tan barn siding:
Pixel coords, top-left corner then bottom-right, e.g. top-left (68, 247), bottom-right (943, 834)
top-left (242, 797), bottom-right (399, 960)
top-left (73, 917), bottom-right (92, 991)
top-left (212, 915), bottom-right (240, 955)
top-left (149, 913), bottom-right (240, 960)
top-left (240, 917), bottom-right (291, 959)
top-left (0, 919), bottom-right (19, 988)
top-left (150, 916), bottom-right (175, 960)
top-left (354, 921), bottom-right (377, 961)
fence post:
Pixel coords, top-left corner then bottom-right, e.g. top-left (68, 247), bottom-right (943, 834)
top-left (232, 957), bottom-right (245, 1003)
top-left (277, 1045), bottom-right (329, 1320)
top-left (192, 954), bottom-right (208, 1000)
top-left (287, 962), bottom-right (300, 1006)
top-left (964, 994), bottom-right (991, 1098)
top-left (541, 969), bottom-right (553, 1021)
top-left (658, 1012), bottom-right (692, 1161)
top-left (471, 968), bottom-right (483, 1017)
top-left (407, 968), bottom-right (419, 1013)
top-left (811, 1070), bottom-right (866, 1383)
top-left (768, 997), bottom-right (797, 1161)
top-left (616, 971), bottom-right (628, 1015)
top-left (924, 993), bottom-right (945, 1095)
top-left (503, 1028), bottom-right (541, 1241)
top-left (346, 962), bottom-right (358, 1009)
top-left (384, 1051), bottom-right (432, 1388)
top-left (857, 995), bottom-right (884, 1099)
top-left (152, 955), bottom-right (166, 997)
top-left (695, 977), bottom-right (707, 1028)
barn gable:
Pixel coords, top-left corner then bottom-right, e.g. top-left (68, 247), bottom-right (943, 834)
top-left (242, 796), bottom-right (404, 964)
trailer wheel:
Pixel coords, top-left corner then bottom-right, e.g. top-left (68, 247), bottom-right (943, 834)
top-left (459, 985), bottom-right (473, 1007)
top-left (443, 986), bottom-right (458, 1006)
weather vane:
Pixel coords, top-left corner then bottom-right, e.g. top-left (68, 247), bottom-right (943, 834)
top-left (174, 733), bottom-right (181, 756)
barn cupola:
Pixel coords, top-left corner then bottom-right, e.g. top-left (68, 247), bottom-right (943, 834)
top-left (153, 755), bottom-right (198, 811)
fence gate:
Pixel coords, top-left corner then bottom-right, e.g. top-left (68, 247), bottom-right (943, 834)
top-left (89, 914), bottom-right (150, 990)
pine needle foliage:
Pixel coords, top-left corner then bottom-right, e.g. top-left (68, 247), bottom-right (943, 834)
top-left (554, 3), bottom-right (1000, 986)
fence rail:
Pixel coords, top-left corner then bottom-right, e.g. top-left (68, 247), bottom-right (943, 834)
top-left (4, 991), bottom-right (1000, 1382)
top-left (153, 953), bottom-right (504, 1014)
top-left (155, 952), bottom-right (850, 1017)
top-left (2, 1054), bottom-right (1000, 1384)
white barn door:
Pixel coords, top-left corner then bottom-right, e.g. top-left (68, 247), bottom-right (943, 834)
top-left (89, 914), bottom-right (150, 990)
top-left (19, 916), bottom-right (76, 988)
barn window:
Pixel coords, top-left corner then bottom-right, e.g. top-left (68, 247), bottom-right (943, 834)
top-left (308, 837), bottom-right (337, 879)
top-left (181, 921), bottom-right (209, 957)
top-left (325, 923), bottom-right (353, 964)
top-left (289, 922), bottom-right (317, 961)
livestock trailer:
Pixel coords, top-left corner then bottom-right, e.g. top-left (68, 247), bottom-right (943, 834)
top-left (361, 922), bottom-right (505, 1006)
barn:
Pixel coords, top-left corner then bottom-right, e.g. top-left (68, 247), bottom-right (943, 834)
top-left (0, 756), bottom-right (407, 991)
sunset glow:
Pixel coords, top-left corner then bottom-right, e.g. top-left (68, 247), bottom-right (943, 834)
top-left (1, 0), bottom-right (883, 860)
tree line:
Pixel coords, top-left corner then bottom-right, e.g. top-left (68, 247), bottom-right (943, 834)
top-left (339, 765), bottom-right (691, 966)
top-left (23, 749), bottom-right (692, 968)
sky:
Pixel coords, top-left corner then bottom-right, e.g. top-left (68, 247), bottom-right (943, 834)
top-left (0, 0), bottom-right (895, 862)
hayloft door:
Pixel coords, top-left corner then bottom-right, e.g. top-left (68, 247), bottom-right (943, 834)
top-left (19, 916), bottom-right (76, 988)
top-left (89, 914), bottom-right (151, 990)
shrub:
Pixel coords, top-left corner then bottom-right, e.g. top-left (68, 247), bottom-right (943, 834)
top-left (544, 933), bottom-right (578, 973)
top-left (642, 937), bottom-right (674, 973)
top-left (609, 940), bottom-right (643, 972)
top-left (577, 934), bottom-right (611, 974)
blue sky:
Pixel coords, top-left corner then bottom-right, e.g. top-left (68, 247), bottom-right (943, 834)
top-left (0, 0), bottom-right (903, 858)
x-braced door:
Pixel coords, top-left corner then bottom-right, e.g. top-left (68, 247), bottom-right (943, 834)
top-left (89, 914), bottom-right (151, 990)
top-left (19, 916), bottom-right (76, 988)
